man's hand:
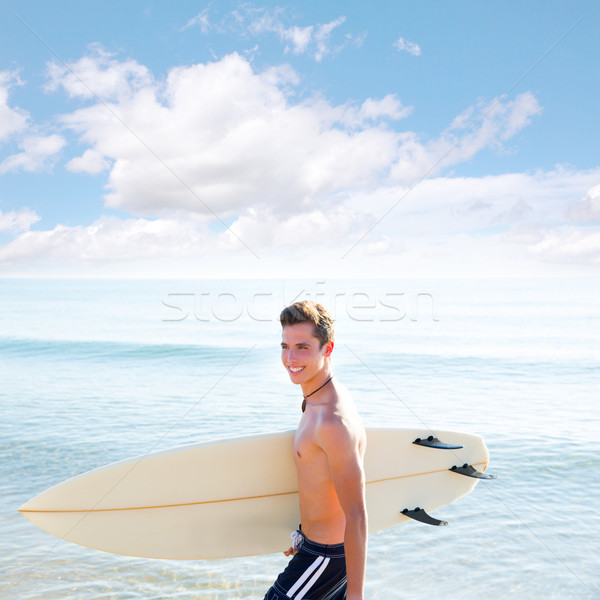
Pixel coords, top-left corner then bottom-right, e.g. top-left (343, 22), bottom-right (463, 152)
top-left (283, 529), bottom-right (302, 556)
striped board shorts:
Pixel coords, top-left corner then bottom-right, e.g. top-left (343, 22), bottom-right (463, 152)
top-left (264, 531), bottom-right (346, 600)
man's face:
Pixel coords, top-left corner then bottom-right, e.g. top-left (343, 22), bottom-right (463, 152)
top-left (281, 321), bottom-right (332, 384)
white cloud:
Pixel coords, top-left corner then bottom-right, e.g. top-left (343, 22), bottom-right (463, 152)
top-left (48, 51), bottom-right (547, 225)
top-left (281, 25), bottom-right (314, 54)
top-left (5, 48), bottom-right (591, 278)
top-left (0, 71), bottom-right (29, 143)
top-left (228, 204), bottom-right (364, 250)
top-left (2, 165), bottom-right (598, 278)
top-left (283, 93), bottom-right (411, 130)
top-left (0, 72), bottom-right (65, 175)
top-left (362, 235), bottom-right (396, 256)
top-left (0, 216), bottom-right (208, 265)
top-left (448, 92), bottom-right (542, 142)
top-left (260, 15), bottom-right (349, 62)
top-left (497, 92), bottom-right (543, 141)
top-left (54, 52), bottom-right (408, 219)
top-left (501, 224), bottom-right (544, 245)
top-left (66, 149), bottom-right (111, 174)
top-left (313, 16), bottom-right (347, 62)
top-left (358, 94), bottom-right (413, 121)
top-left (181, 6), bottom-right (212, 33)
top-left (212, 5), bottom-right (349, 62)
top-left (347, 30), bottom-right (367, 49)
top-left (0, 134), bottom-right (66, 174)
top-left (391, 92), bottom-right (542, 183)
top-left (338, 168), bottom-right (600, 252)
top-left (393, 37), bottom-right (421, 56)
top-left (0, 208), bottom-right (40, 233)
top-left (45, 44), bottom-right (153, 101)
top-left (568, 184), bottom-right (600, 221)
top-left (528, 226), bottom-right (600, 264)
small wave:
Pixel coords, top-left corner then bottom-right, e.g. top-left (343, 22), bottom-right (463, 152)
top-left (0, 336), bottom-right (248, 363)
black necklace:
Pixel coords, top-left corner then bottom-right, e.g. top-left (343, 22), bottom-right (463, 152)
top-left (301, 376), bottom-right (333, 412)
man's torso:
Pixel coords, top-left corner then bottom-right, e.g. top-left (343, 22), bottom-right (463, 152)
top-left (293, 384), bottom-right (366, 544)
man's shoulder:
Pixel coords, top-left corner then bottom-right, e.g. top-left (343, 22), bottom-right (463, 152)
top-left (314, 404), bottom-right (364, 449)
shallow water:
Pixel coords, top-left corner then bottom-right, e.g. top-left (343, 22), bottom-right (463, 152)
top-left (1, 278), bottom-right (598, 599)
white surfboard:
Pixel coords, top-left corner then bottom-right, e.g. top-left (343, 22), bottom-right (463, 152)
top-left (19, 428), bottom-right (492, 559)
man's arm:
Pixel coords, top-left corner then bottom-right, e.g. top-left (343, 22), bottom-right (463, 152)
top-left (317, 422), bottom-right (367, 600)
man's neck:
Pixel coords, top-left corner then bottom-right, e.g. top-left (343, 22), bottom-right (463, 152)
top-left (301, 371), bottom-right (333, 401)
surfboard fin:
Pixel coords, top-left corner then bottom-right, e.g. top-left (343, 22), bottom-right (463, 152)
top-left (401, 507), bottom-right (448, 526)
top-left (450, 463), bottom-right (497, 479)
top-left (413, 435), bottom-right (463, 450)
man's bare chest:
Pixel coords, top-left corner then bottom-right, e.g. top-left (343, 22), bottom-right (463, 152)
top-left (293, 423), bottom-right (324, 464)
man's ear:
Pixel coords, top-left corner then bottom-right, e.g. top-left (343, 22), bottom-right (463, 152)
top-left (324, 341), bottom-right (334, 357)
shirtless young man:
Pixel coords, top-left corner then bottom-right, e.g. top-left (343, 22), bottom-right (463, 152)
top-left (264, 301), bottom-right (367, 600)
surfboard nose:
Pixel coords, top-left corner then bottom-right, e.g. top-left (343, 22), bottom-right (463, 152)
top-left (18, 495), bottom-right (39, 514)
top-left (18, 496), bottom-right (46, 528)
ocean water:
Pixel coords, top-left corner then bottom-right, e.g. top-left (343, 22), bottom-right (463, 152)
top-left (1, 278), bottom-right (598, 599)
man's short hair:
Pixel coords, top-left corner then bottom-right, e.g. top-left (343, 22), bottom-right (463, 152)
top-left (280, 301), bottom-right (335, 348)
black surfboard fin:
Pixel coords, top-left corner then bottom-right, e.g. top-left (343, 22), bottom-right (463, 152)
top-left (412, 435), bottom-right (463, 450)
top-left (450, 463), bottom-right (497, 479)
top-left (401, 507), bottom-right (448, 526)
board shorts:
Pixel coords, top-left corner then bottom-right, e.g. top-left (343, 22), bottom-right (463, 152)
top-left (264, 529), bottom-right (347, 600)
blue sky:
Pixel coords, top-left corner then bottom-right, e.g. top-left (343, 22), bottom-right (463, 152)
top-left (0, 0), bottom-right (598, 277)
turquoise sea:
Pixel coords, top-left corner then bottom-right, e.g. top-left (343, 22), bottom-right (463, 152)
top-left (1, 278), bottom-right (598, 599)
